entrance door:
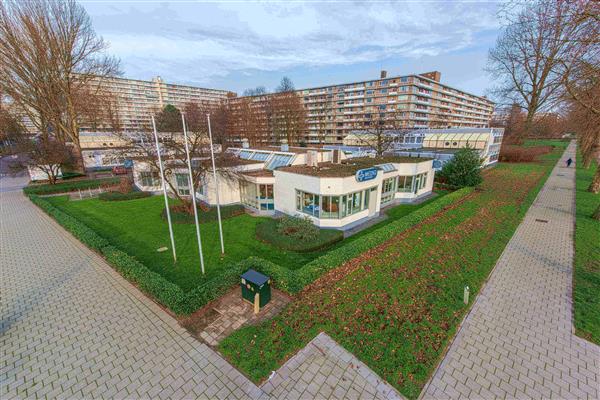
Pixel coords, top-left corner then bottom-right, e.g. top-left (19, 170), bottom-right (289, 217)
top-left (368, 187), bottom-right (378, 215)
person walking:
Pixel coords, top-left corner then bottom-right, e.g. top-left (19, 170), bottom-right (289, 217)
top-left (566, 157), bottom-right (573, 167)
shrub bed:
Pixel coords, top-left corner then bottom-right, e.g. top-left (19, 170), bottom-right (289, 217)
top-left (24, 177), bottom-right (120, 195)
top-left (256, 217), bottom-right (343, 252)
top-left (28, 187), bottom-right (472, 315)
top-left (499, 145), bottom-right (553, 162)
top-left (99, 191), bottom-right (151, 201)
top-left (163, 203), bottom-right (245, 224)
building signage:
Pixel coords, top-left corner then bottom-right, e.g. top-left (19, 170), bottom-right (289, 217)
top-left (355, 167), bottom-right (378, 182)
top-left (124, 159), bottom-right (134, 168)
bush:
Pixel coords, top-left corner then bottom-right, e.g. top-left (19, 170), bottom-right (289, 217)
top-left (99, 191), bottom-right (151, 201)
top-left (24, 177), bottom-right (120, 195)
top-left (276, 215), bottom-right (319, 242)
top-left (438, 147), bottom-right (483, 188)
top-left (257, 218), bottom-right (343, 252)
top-left (499, 145), bottom-right (553, 162)
top-left (60, 172), bottom-right (86, 180)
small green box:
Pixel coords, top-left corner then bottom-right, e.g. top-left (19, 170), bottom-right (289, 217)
top-left (240, 269), bottom-right (271, 308)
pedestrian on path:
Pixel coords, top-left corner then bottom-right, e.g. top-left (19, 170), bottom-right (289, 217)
top-left (566, 157), bottom-right (573, 167)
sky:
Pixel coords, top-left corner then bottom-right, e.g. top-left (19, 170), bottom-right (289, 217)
top-left (81, 1), bottom-right (504, 97)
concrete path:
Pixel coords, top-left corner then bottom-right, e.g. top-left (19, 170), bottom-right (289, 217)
top-left (423, 142), bottom-right (600, 399)
top-left (0, 174), bottom-right (399, 399)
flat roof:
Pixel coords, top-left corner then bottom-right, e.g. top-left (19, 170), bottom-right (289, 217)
top-left (232, 146), bottom-right (328, 154)
top-left (242, 169), bottom-right (274, 178)
top-left (277, 156), bottom-right (431, 178)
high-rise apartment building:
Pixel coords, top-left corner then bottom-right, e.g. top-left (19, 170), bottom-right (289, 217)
top-left (82, 75), bottom-right (233, 132)
top-left (227, 71), bottom-right (494, 145)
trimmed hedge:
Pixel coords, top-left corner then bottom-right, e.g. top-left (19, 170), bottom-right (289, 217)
top-left (24, 177), bottom-right (120, 195)
top-left (256, 218), bottom-right (344, 252)
top-left (99, 191), bottom-right (151, 201)
top-left (28, 187), bottom-right (472, 315)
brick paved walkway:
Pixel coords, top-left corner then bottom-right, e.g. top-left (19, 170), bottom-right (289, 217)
top-left (0, 176), bottom-right (262, 399)
top-left (423, 142), bottom-right (600, 399)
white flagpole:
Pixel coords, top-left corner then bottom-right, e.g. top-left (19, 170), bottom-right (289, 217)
top-left (151, 116), bottom-right (177, 263)
top-left (206, 113), bottom-right (225, 255)
top-left (181, 113), bottom-right (205, 274)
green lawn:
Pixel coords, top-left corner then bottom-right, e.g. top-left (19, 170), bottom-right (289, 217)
top-left (46, 193), bottom-right (444, 293)
top-left (46, 195), bottom-right (318, 291)
top-left (219, 142), bottom-right (567, 399)
top-left (573, 155), bottom-right (600, 345)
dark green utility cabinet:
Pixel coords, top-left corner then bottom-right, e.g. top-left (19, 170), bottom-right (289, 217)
top-left (241, 269), bottom-right (271, 309)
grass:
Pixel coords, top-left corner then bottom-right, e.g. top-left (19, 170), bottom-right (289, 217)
top-left (45, 195), bottom-right (318, 291)
top-left (573, 155), bottom-right (600, 345)
top-left (44, 189), bottom-right (449, 295)
top-left (219, 141), bottom-right (567, 399)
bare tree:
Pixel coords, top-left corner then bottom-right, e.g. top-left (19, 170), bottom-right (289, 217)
top-left (242, 86), bottom-right (267, 97)
top-left (14, 138), bottom-right (73, 184)
top-left (487, 0), bottom-right (581, 137)
top-left (0, 107), bottom-right (26, 154)
top-left (0, 0), bottom-right (120, 170)
top-left (351, 109), bottom-right (404, 156)
top-left (225, 96), bottom-right (268, 146)
top-left (267, 78), bottom-right (306, 145)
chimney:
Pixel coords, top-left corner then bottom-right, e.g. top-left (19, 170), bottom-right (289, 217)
top-left (280, 138), bottom-right (289, 152)
top-left (380, 70), bottom-right (387, 79)
top-left (242, 138), bottom-right (249, 149)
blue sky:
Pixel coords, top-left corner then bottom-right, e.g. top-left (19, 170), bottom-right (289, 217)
top-left (81, 1), bottom-right (503, 97)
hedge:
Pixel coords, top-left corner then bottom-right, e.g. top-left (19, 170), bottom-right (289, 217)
top-left (27, 186), bottom-right (473, 315)
top-left (99, 191), bottom-right (151, 201)
top-left (24, 177), bottom-right (120, 195)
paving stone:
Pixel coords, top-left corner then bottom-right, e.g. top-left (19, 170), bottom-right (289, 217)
top-left (422, 142), bottom-right (600, 399)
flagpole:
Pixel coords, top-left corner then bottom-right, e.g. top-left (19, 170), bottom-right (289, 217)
top-left (181, 113), bottom-right (205, 274)
top-left (206, 113), bottom-right (225, 255)
top-left (151, 115), bottom-right (177, 263)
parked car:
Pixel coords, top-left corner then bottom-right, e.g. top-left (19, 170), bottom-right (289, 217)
top-left (112, 166), bottom-right (128, 175)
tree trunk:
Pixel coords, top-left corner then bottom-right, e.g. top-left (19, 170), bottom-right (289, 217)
top-left (588, 167), bottom-right (600, 194)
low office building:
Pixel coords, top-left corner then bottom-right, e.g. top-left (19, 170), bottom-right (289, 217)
top-left (132, 145), bottom-right (434, 230)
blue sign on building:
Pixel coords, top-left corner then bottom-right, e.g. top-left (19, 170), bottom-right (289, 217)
top-left (123, 159), bottom-right (133, 168)
top-left (355, 167), bottom-right (379, 182)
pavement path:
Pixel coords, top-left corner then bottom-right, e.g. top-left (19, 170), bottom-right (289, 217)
top-left (0, 174), bottom-right (399, 399)
top-left (422, 142), bottom-right (600, 399)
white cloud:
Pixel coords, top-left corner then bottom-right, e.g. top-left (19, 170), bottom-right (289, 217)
top-left (84, 1), bottom-right (502, 88)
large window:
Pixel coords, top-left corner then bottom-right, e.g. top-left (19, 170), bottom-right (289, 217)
top-left (397, 176), bottom-right (414, 192)
top-left (140, 171), bottom-right (159, 187)
top-left (381, 177), bottom-right (396, 203)
top-left (296, 189), bottom-right (371, 219)
top-left (241, 181), bottom-right (274, 210)
top-left (413, 172), bottom-right (428, 193)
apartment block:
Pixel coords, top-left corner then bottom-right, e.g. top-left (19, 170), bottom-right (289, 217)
top-left (82, 75), bottom-right (233, 132)
top-left (227, 70), bottom-right (494, 146)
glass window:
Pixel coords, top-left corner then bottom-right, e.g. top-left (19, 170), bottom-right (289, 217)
top-left (397, 176), bottom-right (414, 192)
top-left (140, 171), bottom-right (159, 187)
top-left (175, 173), bottom-right (190, 195)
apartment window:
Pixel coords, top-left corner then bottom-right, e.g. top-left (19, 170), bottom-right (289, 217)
top-left (366, 90), bottom-right (374, 95)
top-left (400, 77), bottom-right (409, 83)
top-left (140, 171), bottom-right (160, 187)
top-left (399, 86), bottom-right (409, 92)
top-left (380, 89), bottom-right (387, 94)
